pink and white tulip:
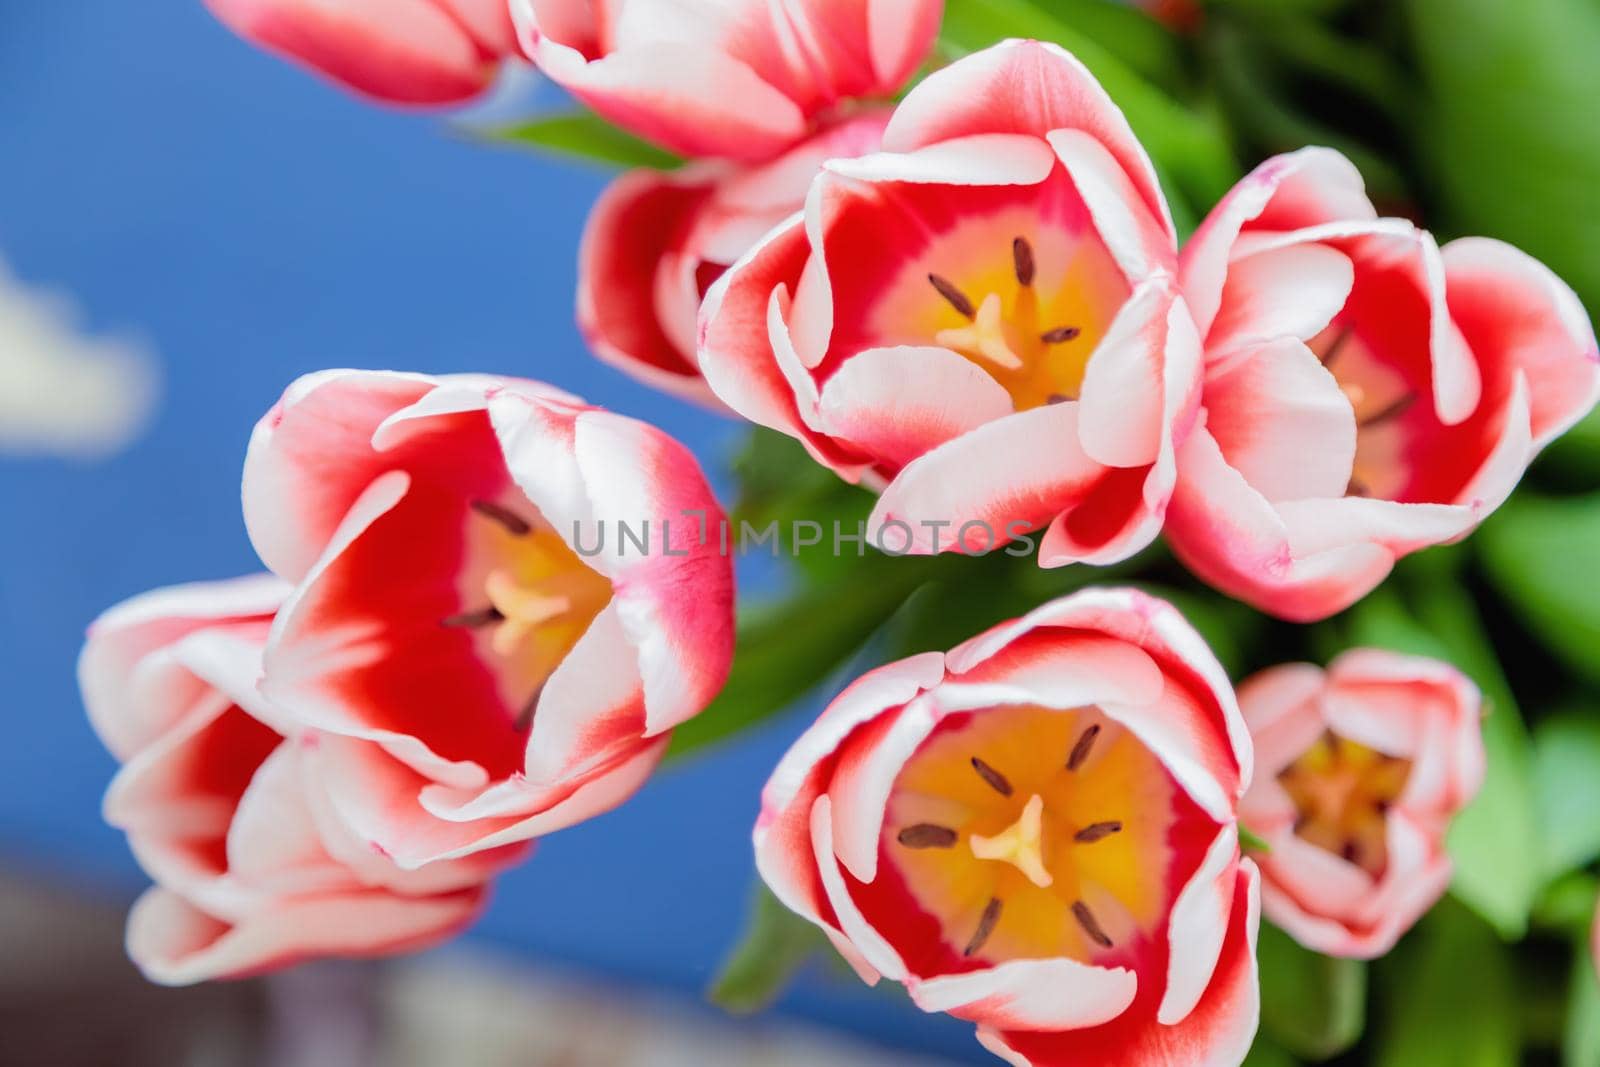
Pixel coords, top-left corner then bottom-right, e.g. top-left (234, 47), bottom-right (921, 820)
top-left (1238, 650), bottom-right (1485, 959)
top-left (510, 0), bottom-right (943, 162)
top-left (699, 40), bottom-right (1202, 565)
top-left (1168, 147), bottom-right (1600, 621)
top-left (204, 0), bottom-right (519, 105)
top-left (582, 111), bottom-right (891, 406)
top-left (81, 576), bottom-right (520, 985)
top-left (241, 370), bottom-right (735, 869)
top-left (756, 588), bottom-right (1259, 1067)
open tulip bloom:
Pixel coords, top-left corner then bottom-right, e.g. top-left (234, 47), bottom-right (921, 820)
top-left (82, 6), bottom-right (1600, 1066)
top-left (700, 40), bottom-right (1202, 566)
top-left (756, 589), bottom-right (1260, 1066)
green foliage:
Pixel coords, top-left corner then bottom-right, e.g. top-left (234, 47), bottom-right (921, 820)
top-left (1258, 923), bottom-right (1368, 1059)
top-left (1373, 900), bottom-right (1520, 1067)
top-left (664, 561), bottom-right (930, 761)
top-left (709, 887), bottom-right (829, 1015)
top-left (1532, 710), bottom-right (1600, 884)
top-left (474, 109), bottom-right (682, 170)
top-left (1566, 936), bottom-right (1600, 1067)
top-left (1479, 493), bottom-right (1600, 687)
top-left (1405, 0), bottom-right (1600, 309)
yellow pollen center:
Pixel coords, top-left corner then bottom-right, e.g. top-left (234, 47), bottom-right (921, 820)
top-left (483, 569), bottom-right (576, 658)
top-left (969, 794), bottom-right (1053, 888)
top-left (1279, 731), bottom-right (1411, 876)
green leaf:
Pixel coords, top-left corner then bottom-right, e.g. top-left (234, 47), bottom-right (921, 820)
top-left (665, 562), bottom-right (931, 761)
top-left (1566, 929), bottom-right (1600, 1067)
top-left (1405, 0), bottom-right (1600, 311)
top-left (1532, 708), bottom-right (1600, 883)
top-left (709, 887), bottom-right (827, 1015)
top-left (1345, 576), bottom-right (1539, 939)
top-left (1257, 922), bottom-right (1367, 1060)
top-left (1536, 871), bottom-right (1600, 936)
top-left (1479, 493), bottom-right (1600, 687)
top-left (1240, 825), bottom-right (1273, 855)
top-left (1374, 900), bottom-right (1520, 1067)
top-left (1242, 1035), bottom-right (1301, 1067)
top-left (474, 110), bottom-right (681, 170)
top-left (1007, 0), bottom-right (1186, 88)
top-left (940, 0), bottom-right (1239, 210)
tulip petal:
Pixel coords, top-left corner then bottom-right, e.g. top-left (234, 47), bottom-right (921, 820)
top-left (204, 0), bottom-right (505, 105)
top-left (816, 346), bottom-right (1016, 470)
top-left (867, 404), bottom-right (1107, 555)
top-left (126, 883), bottom-right (484, 987)
top-left (579, 167), bottom-right (724, 406)
top-left (913, 955), bottom-right (1138, 1032)
top-left (979, 862), bottom-right (1260, 1067)
top-left (1204, 337), bottom-right (1358, 503)
top-left (1206, 241), bottom-right (1356, 356)
top-left (1181, 147), bottom-right (1374, 338)
top-left (1442, 236), bottom-right (1600, 446)
top-left (884, 39), bottom-right (1172, 242)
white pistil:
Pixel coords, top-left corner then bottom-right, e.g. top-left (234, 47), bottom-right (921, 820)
top-left (969, 794), bottom-right (1053, 889)
top-left (484, 569), bottom-right (573, 657)
top-left (936, 293), bottom-right (1026, 371)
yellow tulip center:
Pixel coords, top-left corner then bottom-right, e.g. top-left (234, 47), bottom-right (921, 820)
top-left (1278, 731), bottom-right (1411, 877)
top-left (886, 705), bottom-right (1180, 964)
top-left (448, 499), bottom-right (612, 729)
top-left (919, 233), bottom-right (1122, 411)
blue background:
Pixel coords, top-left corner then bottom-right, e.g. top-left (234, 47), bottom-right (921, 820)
top-left (0, 2), bottom-right (985, 1060)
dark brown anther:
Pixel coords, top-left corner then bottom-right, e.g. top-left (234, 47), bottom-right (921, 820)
top-left (472, 499), bottom-right (532, 536)
top-left (1040, 326), bottom-right (1081, 345)
top-left (1360, 393), bottom-right (1416, 429)
top-left (964, 897), bottom-right (1003, 956)
top-left (1067, 724), bottom-right (1102, 772)
top-left (1074, 821), bottom-right (1124, 844)
top-left (1046, 393), bottom-right (1070, 405)
top-left (970, 757), bottom-right (1014, 797)
top-left (442, 607), bottom-right (505, 629)
top-left (1341, 841), bottom-right (1360, 864)
top-left (1013, 236), bottom-right (1036, 287)
top-left (897, 824), bottom-right (959, 849)
top-left (1319, 328), bottom-right (1353, 369)
top-left (514, 687), bottom-right (544, 732)
top-left (1346, 478), bottom-right (1372, 498)
top-left (928, 273), bottom-right (977, 319)
top-left (1072, 901), bottom-right (1114, 948)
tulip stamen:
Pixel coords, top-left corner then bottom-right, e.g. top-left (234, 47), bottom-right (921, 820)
top-left (472, 500), bottom-right (532, 536)
top-left (1074, 821), bottom-right (1124, 844)
top-left (1346, 478), bottom-right (1371, 498)
top-left (1359, 393), bottom-right (1416, 429)
top-left (1318, 328), bottom-right (1354, 370)
top-left (1046, 393), bottom-right (1069, 405)
top-left (897, 824), bottom-right (959, 849)
top-left (970, 756), bottom-right (1014, 797)
top-left (1013, 236), bottom-right (1036, 287)
top-left (964, 897), bottom-right (1003, 956)
top-left (1040, 326), bottom-right (1081, 345)
top-left (1072, 900), bottom-right (1114, 948)
top-left (442, 607), bottom-right (505, 629)
top-left (1067, 724), bottom-right (1102, 771)
top-left (929, 273), bottom-right (977, 319)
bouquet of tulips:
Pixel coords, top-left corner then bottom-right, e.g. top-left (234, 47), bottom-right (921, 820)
top-left (82, 1), bottom-right (1600, 1064)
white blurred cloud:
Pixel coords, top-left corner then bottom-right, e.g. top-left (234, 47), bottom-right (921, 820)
top-left (0, 255), bottom-right (159, 459)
